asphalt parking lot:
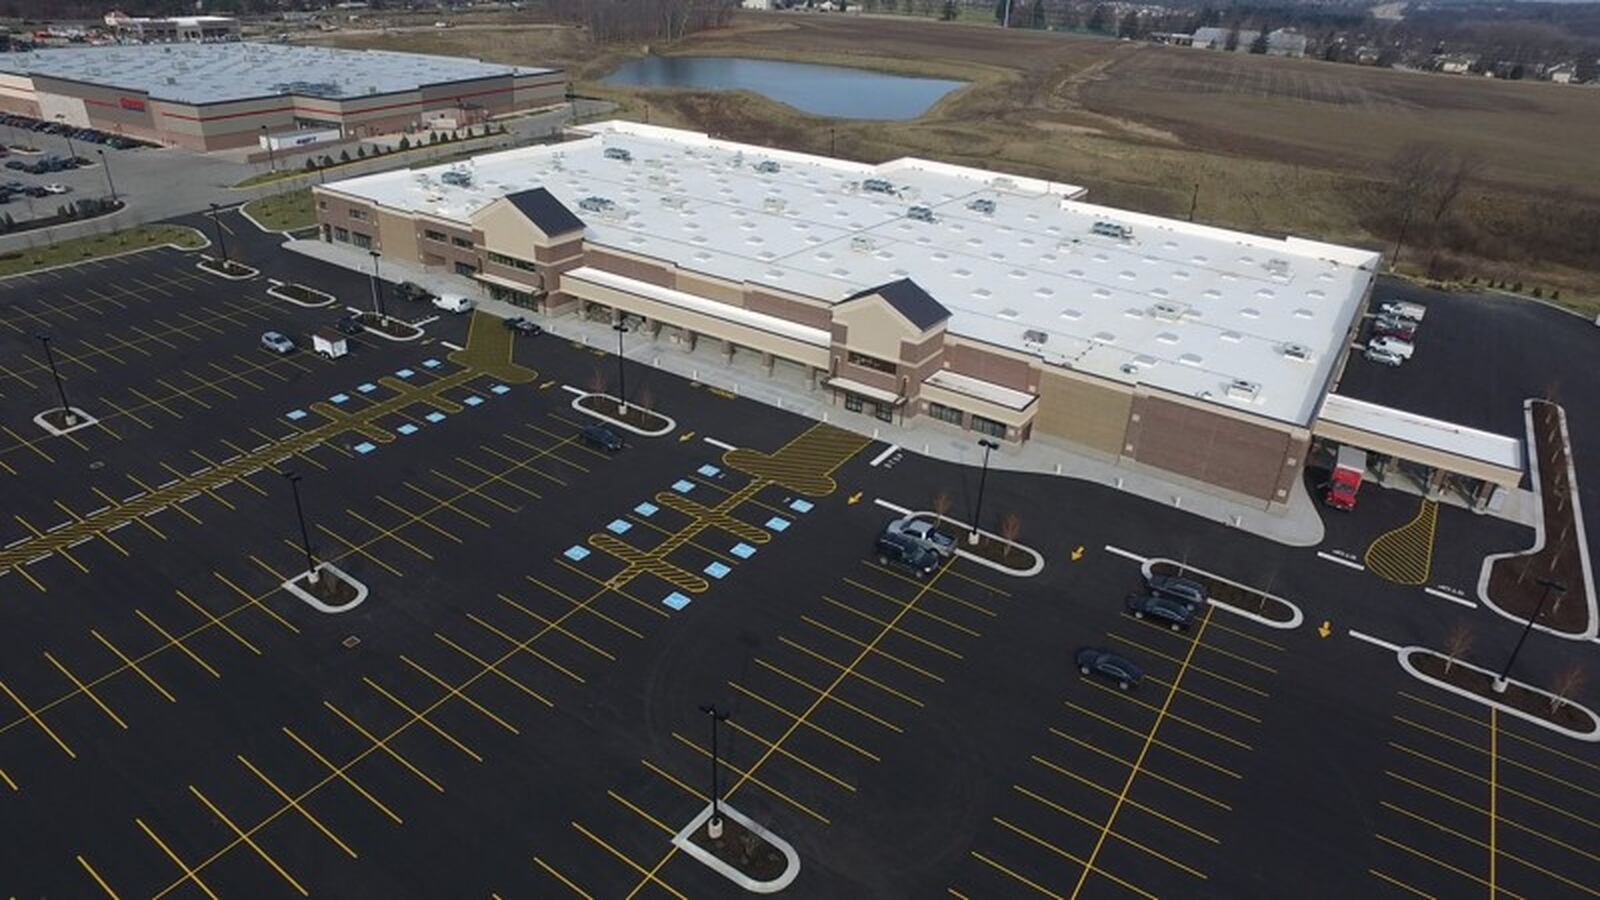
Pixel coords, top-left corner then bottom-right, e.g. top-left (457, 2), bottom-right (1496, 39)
top-left (1, 239), bottom-right (1596, 897)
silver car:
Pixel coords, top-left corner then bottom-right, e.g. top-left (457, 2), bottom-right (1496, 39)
top-left (885, 516), bottom-right (957, 558)
top-left (261, 331), bottom-right (295, 354)
top-left (1364, 345), bottom-right (1403, 366)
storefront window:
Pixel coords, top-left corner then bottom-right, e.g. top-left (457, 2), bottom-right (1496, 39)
top-left (928, 402), bottom-right (963, 426)
top-left (350, 231), bottom-right (372, 249)
top-left (971, 415), bottom-right (1006, 438)
top-left (873, 402), bottom-right (894, 423)
top-left (844, 393), bottom-right (864, 413)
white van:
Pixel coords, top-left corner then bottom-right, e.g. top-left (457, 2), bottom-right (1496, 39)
top-left (432, 293), bottom-right (475, 314)
top-left (1378, 300), bottom-right (1426, 322)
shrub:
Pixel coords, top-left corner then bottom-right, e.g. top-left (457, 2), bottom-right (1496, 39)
top-left (304, 158), bottom-right (316, 171)
top-left (428, 131), bottom-right (438, 144)
top-left (1532, 286), bottom-right (1543, 298)
top-left (356, 145), bottom-right (366, 159)
top-left (398, 135), bottom-right (411, 150)
top-left (1552, 289), bottom-right (1561, 300)
top-left (1513, 281), bottom-right (1523, 292)
top-left (339, 149), bottom-right (350, 163)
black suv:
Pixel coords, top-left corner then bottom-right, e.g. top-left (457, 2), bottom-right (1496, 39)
top-left (1146, 574), bottom-right (1206, 610)
top-left (580, 423), bottom-right (623, 452)
top-left (1076, 647), bottom-right (1143, 690)
top-left (393, 281), bottom-right (436, 304)
top-left (875, 530), bottom-right (939, 579)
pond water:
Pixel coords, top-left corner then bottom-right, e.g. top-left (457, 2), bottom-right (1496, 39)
top-left (603, 56), bottom-right (965, 120)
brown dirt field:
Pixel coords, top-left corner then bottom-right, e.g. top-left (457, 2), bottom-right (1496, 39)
top-left (301, 12), bottom-right (1600, 305)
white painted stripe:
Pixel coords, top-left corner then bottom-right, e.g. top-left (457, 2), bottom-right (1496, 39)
top-left (560, 385), bottom-right (585, 397)
top-left (68, 536), bottom-right (93, 549)
top-left (156, 478), bottom-right (179, 489)
top-left (872, 498), bottom-right (913, 516)
top-left (124, 491), bottom-right (145, 501)
top-left (414, 315), bottom-right (440, 326)
top-left (86, 507), bottom-right (108, 517)
top-left (189, 466), bottom-right (211, 476)
top-left (1425, 587), bottom-right (1477, 609)
top-left (440, 340), bottom-right (465, 351)
top-left (1348, 629), bottom-right (1402, 652)
top-left (46, 521), bottom-right (70, 533)
top-left (26, 554), bottom-right (52, 566)
top-left (703, 436), bottom-right (737, 451)
top-left (218, 454), bottom-right (238, 464)
top-left (107, 521), bottom-right (129, 532)
top-left (4, 537), bottom-right (27, 549)
top-left (1317, 551), bottom-right (1365, 571)
top-left (143, 507), bottom-right (166, 517)
top-left (251, 443), bottom-right (271, 452)
top-left (868, 444), bottom-right (900, 467)
top-left (1103, 544), bottom-right (1148, 564)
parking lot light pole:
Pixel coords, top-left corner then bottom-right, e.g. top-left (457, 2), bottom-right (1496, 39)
top-left (368, 250), bottom-right (384, 322)
top-left (284, 472), bottom-right (319, 585)
top-left (36, 334), bottom-right (75, 426)
top-left (208, 203), bottom-right (229, 264)
top-left (55, 114), bottom-right (75, 161)
top-left (698, 703), bottom-right (731, 838)
top-left (613, 320), bottom-right (628, 414)
top-left (95, 149), bottom-right (117, 203)
top-left (1495, 576), bottom-right (1564, 693)
top-left (968, 438), bottom-right (1000, 545)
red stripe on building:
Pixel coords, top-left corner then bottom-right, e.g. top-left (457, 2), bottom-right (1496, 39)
top-left (153, 79), bottom-right (562, 124)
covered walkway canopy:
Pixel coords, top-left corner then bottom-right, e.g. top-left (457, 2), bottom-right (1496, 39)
top-left (1313, 394), bottom-right (1524, 489)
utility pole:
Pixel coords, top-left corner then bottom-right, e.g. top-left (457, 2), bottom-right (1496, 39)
top-left (613, 320), bottom-right (629, 414)
top-left (284, 472), bottom-right (319, 585)
top-left (208, 202), bottom-right (229, 264)
top-left (969, 438), bottom-right (1000, 545)
top-left (1495, 577), bottom-right (1564, 692)
top-left (36, 334), bottom-right (75, 426)
top-left (699, 703), bottom-right (731, 838)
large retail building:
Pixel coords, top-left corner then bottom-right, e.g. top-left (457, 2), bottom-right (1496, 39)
top-left (0, 43), bottom-right (566, 151)
top-left (311, 120), bottom-right (1523, 509)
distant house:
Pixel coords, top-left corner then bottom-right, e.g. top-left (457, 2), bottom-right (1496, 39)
top-left (1547, 64), bottom-right (1577, 84)
top-left (1436, 56), bottom-right (1473, 75)
top-left (1354, 46), bottom-right (1383, 66)
top-left (742, 0), bottom-right (772, 8)
top-left (1191, 27), bottom-right (1257, 52)
top-left (1265, 28), bottom-right (1306, 58)
top-left (1150, 32), bottom-right (1194, 47)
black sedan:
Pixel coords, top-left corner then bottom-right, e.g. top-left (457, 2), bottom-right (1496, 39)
top-left (1076, 647), bottom-right (1144, 690)
top-left (1125, 593), bottom-right (1196, 631)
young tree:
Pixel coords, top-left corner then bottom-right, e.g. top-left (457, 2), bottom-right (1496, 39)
top-left (1551, 665), bottom-right (1586, 714)
top-left (1118, 10), bottom-right (1139, 38)
top-left (994, 0), bottom-right (1007, 24)
top-left (339, 149), bottom-right (351, 163)
top-left (1224, 21), bottom-right (1241, 51)
top-left (933, 491), bottom-right (953, 529)
top-left (357, 145), bottom-right (366, 159)
top-left (1443, 621), bottom-right (1473, 674)
top-left (1000, 513), bottom-right (1022, 560)
top-left (398, 135), bottom-right (411, 150)
top-left (940, 0), bottom-right (956, 19)
top-left (1031, 0), bottom-right (1046, 29)
top-left (1085, 4), bottom-right (1108, 32)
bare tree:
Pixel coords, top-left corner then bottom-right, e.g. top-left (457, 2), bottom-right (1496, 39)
top-left (1444, 621), bottom-right (1473, 674)
top-left (932, 491), bottom-right (953, 529)
top-left (1550, 665), bottom-right (1585, 714)
top-left (1000, 513), bottom-right (1022, 560)
top-left (1386, 142), bottom-right (1484, 270)
top-left (588, 367), bottom-right (608, 396)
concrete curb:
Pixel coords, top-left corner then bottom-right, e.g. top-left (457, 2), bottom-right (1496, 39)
top-left (266, 280), bottom-right (336, 308)
top-left (671, 801), bottom-right (800, 894)
top-left (344, 308), bottom-right (425, 342)
top-left (1397, 646), bottom-right (1600, 743)
top-left (196, 257), bottom-right (258, 280)
top-left (1476, 400), bottom-right (1597, 641)
top-left (565, 388), bottom-right (676, 437)
top-left (281, 562), bottom-right (368, 614)
top-left (33, 407), bottom-right (98, 437)
top-left (872, 499), bottom-right (1044, 577)
top-left (0, 230), bottom-right (208, 283)
top-left (1138, 556), bottom-right (1304, 630)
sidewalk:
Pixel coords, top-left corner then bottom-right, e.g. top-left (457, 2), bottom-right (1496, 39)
top-left (290, 238), bottom-right (1336, 545)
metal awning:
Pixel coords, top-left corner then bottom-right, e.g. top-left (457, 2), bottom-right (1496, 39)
top-left (474, 271), bottom-right (541, 293)
top-left (826, 376), bottom-right (903, 406)
top-left (1314, 394), bottom-right (1524, 487)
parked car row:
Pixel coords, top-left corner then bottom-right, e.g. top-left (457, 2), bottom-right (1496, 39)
top-left (873, 515), bottom-right (957, 579)
top-left (0, 113), bottom-right (145, 149)
top-left (1362, 299), bottom-right (1426, 367)
top-left (0, 178), bottom-right (67, 202)
top-left (1076, 572), bottom-right (1212, 692)
top-left (5, 154), bottom-right (88, 176)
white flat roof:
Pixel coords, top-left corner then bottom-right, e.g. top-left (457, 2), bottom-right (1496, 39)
top-left (0, 43), bottom-right (556, 105)
top-left (1318, 394), bottom-right (1524, 470)
top-left (327, 120), bottom-right (1379, 425)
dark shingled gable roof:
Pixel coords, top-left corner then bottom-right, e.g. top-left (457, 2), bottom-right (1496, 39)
top-left (843, 278), bottom-right (949, 331)
top-left (504, 187), bottom-right (585, 236)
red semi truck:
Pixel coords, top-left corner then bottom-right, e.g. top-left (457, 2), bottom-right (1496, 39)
top-left (1325, 446), bottom-right (1367, 511)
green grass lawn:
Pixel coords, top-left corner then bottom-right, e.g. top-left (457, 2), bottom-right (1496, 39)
top-left (242, 188), bottom-right (317, 232)
top-left (0, 224), bottom-right (206, 278)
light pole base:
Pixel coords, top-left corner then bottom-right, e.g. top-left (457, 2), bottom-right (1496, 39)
top-left (1492, 678), bottom-right (1510, 694)
top-left (707, 816), bottom-right (723, 840)
top-left (33, 406), bottom-right (98, 437)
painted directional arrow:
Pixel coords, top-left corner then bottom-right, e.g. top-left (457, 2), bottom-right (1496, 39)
top-left (1071, 545), bottom-right (1085, 562)
top-left (538, 380), bottom-right (556, 390)
top-left (1318, 620), bottom-right (1333, 639)
top-left (847, 491), bottom-right (863, 505)
top-left (679, 431), bottom-right (696, 443)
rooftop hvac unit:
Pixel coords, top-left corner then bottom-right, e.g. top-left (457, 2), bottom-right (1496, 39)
top-left (603, 147), bottom-right (632, 162)
top-left (861, 177), bottom-right (894, 195)
top-left (1225, 379), bottom-right (1260, 401)
top-left (1150, 301), bottom-right (1183, 321)
top-left (754, 160), bottom-right (780, 174)
top-left (1120, 362), bottom-right (1141, 376)
top-left (1091, 221), bottom-right (1132, 240)
top-left (906, 205), bottom-right (935, 223)
top-left (763, 197), bottom-right (787, 214)
top-left (439, 168), bottom-right (472, 187)
top-left (1264, 258), bottom-right (1290, 275)
top-left (660, 196), bottom-right (688, 209)
top-left (1280, 342), bottom-right (1312, 361)
top-left (990, 176), bottom-right (1017, 190)
top-left (578, 196), bottom-right (615, 213)
top-left (850, 236), bottom-right (876, 253)
top-left (967, 198), bottom-right (996, 215)
top-left (1023, 328), bottom-right (1049, 345)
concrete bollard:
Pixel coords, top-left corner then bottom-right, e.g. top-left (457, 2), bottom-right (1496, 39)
top-left (872, 428), bottom-right (879, 439)
top-left (1114, 477), bottom-right (1123, 489)
top-left (1173, 496), bottom-right (1182, 507)
top-left (1054, 463), bottom-right (1062, 475)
